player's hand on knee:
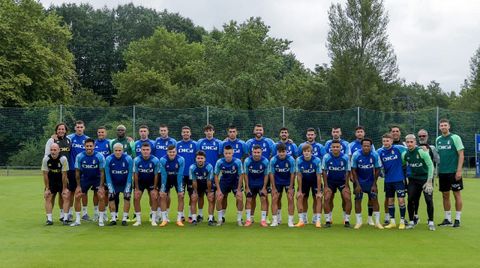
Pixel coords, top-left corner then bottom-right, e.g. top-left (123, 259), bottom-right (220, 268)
top-left (315, 191), bottom-right (323, 199)
top-left (178, 192), bottom-right (185, 199)
top-left (371, 184), bottom-right (378, 193)
top-left (296, 191), bottom-right (303, 199)
top-left (261, 187), bottom-right (267, 197)
top-left (134, 189), bottom-right (142, 199)
top-left (216, 190), bottom-right (223, 200)
top-left (44, 189), bottom-right (51, 199)
top-left (151, 189), bottom-right (158, 200)
top-left (191, 192), bottom-right (198, 202)
top-left (159, 191), bottom-right (167, 199)
top-left (235, 190), bottom-right (243, 200)
top-left (61, 188), bottom-right (69, 198)
top-left (207, 192), bottom-right (214, 201)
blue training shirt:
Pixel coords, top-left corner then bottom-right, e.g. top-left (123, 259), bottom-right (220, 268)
top-left (296, 155), bottom-right (322, 181)
top-left (322, 152), bottom-right (350, 182)
top-left (273, 141), bottom-right (298, 158)
top-left (246, 137), bottom-right (275, 159)
top-left (376, 145), bottom-right (406, 183)
top-left (244, 156), bottom-right (270, 188)
top-left (197, 138), bottom-right (222, 167)
top-left (133, 155), bottom-right (160, 184)
top-left (351, 150), bottom-right (381, 184)
top-left (134, 139), bottom-right (155, 157)
top-left (105, 153), bottom-right (133, 193)
top-left (221, 139), bottom-right (248, 160)
top-left (269, 155), bottom-right (296, 186)
top-left (154, 137), bottom-right (177, 159)
top-left (176, 140), bottom-right (197, 176)
top-left (324, 139), bottom-right (350, 155)
top-left (94, 138), bottom-right (111, 158)
top-left (159, 155), bottom-right (185, 192)
top-left (68, 133), bottom-right (89, 171)
top-left (75, 151), bottom-right (105, 181)
top-left (348, 139), bottom-right (376, 156)
top-left (189, 163), bottom-right (214, 182)
top-left (214, 158), bottom-right (244, 183)
top-left (297, 142), bottom-right (326, 159)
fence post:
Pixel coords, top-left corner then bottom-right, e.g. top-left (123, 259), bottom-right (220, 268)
top-left (132, 105), bottom-right (136, 140)
top-left (206, 106), bottom-right (210, 125)
top-left (282, 106), bottom-right (285, 127)
top-left (59, 104), bottom-right (63, 123)
top-left (357, 107), bottom-right (360, 126)
top-left (436, 106), bottom-right (439, 139)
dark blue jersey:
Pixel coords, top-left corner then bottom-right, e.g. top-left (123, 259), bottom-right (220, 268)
top-left (322, 152), bottom-right (350, 182)
top-left (67, 133), bottom-right (89, 170)
top-left (105, 153), bottom-right (133, 193)
top-left (133, 155), bottom-right (160, 183)
top-left (134, 139), bottom-right (155, 157)
top-left (159, 155), bottom-right (185, 192)
top-left (197, 138), bottom-right (222, 167)
top-left (273, 141), bottom-right (298, 158)
top-left (298, 142), bottom-right (326, 160)
top-left (244, 156), bottom-right (269, 188)
top-left (94, 139), bottom-right (111, 158)
top-left (75, 151), bottom-right (105, 181)
top-left (176, 140), bottom-right (197, 176)
top-left (296, 155), bottom-right (322, 181)
top-left (377, 145), bottom-right (406, 183)
top-left (221, 139), bottom-right (248, 160)
top-left (214, 157), bottom-right (244, 183)
top-left (246, 137), bottom-right (275, 159)
top-left (269, 155), bottom-right (296, 186)
top-left (351, 150), bottom-right (381, 184)
top-left (154, 137), bottom-right (177, 159)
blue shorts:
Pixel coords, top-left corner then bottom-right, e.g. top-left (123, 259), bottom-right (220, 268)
top-left (300, 178), bottom-right (318, 197)
top-left (220, 179), bottom-right (240, 195)
top-left (195, 179), bottom-right (215, 195)
top-left (354, 181), bottom-right (377, 201)
top-left (80, 178), bottom-right (100, 193)
top-left (246, 185), bottom-right (267, 198)
top-left (327, 180), bottom-right (345, 194)
top-left (385, 181), bottom-right (406, 198)
top-left (138, 179), bottom-right (155, 192)
top-left (274, 182), bottom-right (290, 194)
top-left (112, 183), bottom-right (127, 194)
top-left (163, 175), bottom-right (183, 193)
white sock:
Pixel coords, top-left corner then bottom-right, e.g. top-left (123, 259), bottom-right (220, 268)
top-left (135, 212), bottom-right (141, 223)
top-left (312, 214), bottom-right (317, 222)
top-left (288, 215), bottom-right (294, 223)
top-left (217, 210), bottom-right (223, 220)
top-left (356, 213), bottom-right (362, 224)
top-left (208, 214), bottom-right (213, 221)
top-left (343, 211), bottom-right (346, 219)
top-left (122, 212), bottom-right (128, 221)
top-left (325, 213), bottom-right (331, 222)
top-left (47, 213), bottom-right (52, 221)
top-left (277, 209), bottom-right (282, 217)
top-left (456, 211), bottom-right (462, 221)
top-left (76, 212), bottom-right (81, 224)
top-left (373, 212), bottom-right (381, 224)
top-left (414, 214), bottom-right (419, 219)
top-left (82, 207), bottom-right (88, 216)
top-left (261, 211), bottom-right (267, 221)
top-left (111, 212), bottom-right (117, 221)
top-left (221, 209), bottom-right (225, 218)
top-left (246, 209), bottom-right (251, 220)
top-left (189, 207), bottom-right (192, 217)
top-left (68, 207), bottom-right (73, 216)
top-left (428, 220), bottom-right (434, 226)
top-left (99, 211), bottom-right (104, 223)
top-left (177, 211), bottom-right (184, 221)
top-left (157, 207), bottom-right (161, 215)
top-left (345, 214), bottom-right (351, 222)
top-left (272, 215), bottom-right (278, 223)
top-left (400, 218), bottom-right (405, 224)
top-left (94, 206), bottom-right (99, 214)
top-left (328, 212), bottom-right (332, 220)
top-left (237, 211), bottom-right (242, 222)
top-left (315, 213), bottom-right (321, 223)
top-left (445, 211), bottom-right (452, 221)
top-left (367, 216), bottom-right (372, 222)
top-left (162, 211), bottom-right (168, 221)
top-left (198, 209), bottom-right (203, 216)
top-left (192, 214), bottom-right (197, 221)
top-left (59, 209), bottom-right (64, 219)
top-left (151, 211), bottom-right (157, 222)
top-left (385, 213), bottom-right (390, 221)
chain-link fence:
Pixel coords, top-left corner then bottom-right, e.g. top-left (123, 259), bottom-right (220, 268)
top-left (0, 106), bottom-right (478, 176)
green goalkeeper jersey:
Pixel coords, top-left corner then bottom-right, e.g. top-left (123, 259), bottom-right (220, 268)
top-left (404, 147), bottom-right (433, 180)
top-left (436, 133), bottom-right (464, 174)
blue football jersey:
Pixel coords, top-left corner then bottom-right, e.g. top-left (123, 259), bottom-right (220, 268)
top-left (176, 140), bottom-right (197, 176)
top-left (322, 152), bottom-right (350, 182)
top-left (189, 163), bottom-right (214, 182)
top-left (221, 139), bottom-right (248, 160)
top-left (273, 141), bottom-right (298, 158)
top-left (244, 156), bottom-right (269, 188)
top-left (133, 155), bottom-right (160, 183)
top-left (246, 137), bottom-right (275, 159)
top-left (269, 155), bottom-right (296, 186)
top-left (214, 158), bottom-right (244, 183)
top-left (105, 153), bottom-right (133, 193)
top-left (296, 155), bottom-right (322, 181)
top-left (154, 137), bottom-right (177, 159)
top-left (67, 133), bottom-right (89, 170)
top-left (94, 139), bottom-right (111, 158)
top-left (348, 140), bottom-right (376, 156)
top-left (134, 139), bottom-right (155, 157)
top-left (324, 139), bottom-right (350, 155)
top-left (159, 155), bottom-right (185, 192)
top-left (351, 150), bottom-right (381, 183)
top-left (297, 142), bottom-right (326, 159)
top-left (197, 138), bottom-right (222, 167)
top-left (376, 145), bottom-right (406, 183)
top-left (75, 151), bottom-right (105, 181)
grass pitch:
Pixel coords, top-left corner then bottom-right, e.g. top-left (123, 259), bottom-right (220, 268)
top-left (0, 175), bottom-right (479, 267)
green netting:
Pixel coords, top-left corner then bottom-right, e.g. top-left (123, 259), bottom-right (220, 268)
top-left (1, 106), bottom-right (479, 168)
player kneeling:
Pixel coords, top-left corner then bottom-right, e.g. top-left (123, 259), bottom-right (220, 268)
top-left (189, 151), bottom-right (215, 225)
top-left (295, 144), bottom-right (323, 228)
top-left (351, 138), bottom-right (383, 229)
top-left (214, 145), bottom-right (244, 226)
top-left (42, 143), bottom-right (70, 225)
top-left (133, 143), bottom-right (160, 226)
top-left (270, 143), bottom-right (296, 227)
top-left (323, 140), bottom-right (352, 228)
top-left (71, 139), bottom-right (106, 227)
top-left (105, 143), bottom-right (133, 226)
top-left (159, 145), bottom-right (186, 227)
top-left (244, 145), bottom-right (270, 227)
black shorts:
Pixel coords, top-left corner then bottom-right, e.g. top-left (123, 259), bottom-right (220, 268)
top-left (138, 179), bottom-right (155, 192)
top-left (274, 183), bottom-right (290, 194)
top-left (183, 175), bottom-right (193, 196)
top-left (196, 180), bottom-right (214, 196)
top-left (327, 180), bottom-right (345, 194)
top-left (48, 178), bottom-right (63, 194)
top-left (300, 178), bottom-right (318, 197)
top-left (164, 176), bottom-right (183, 193)
top-left (385, 181), bottom-right (406, 198)
top-left (439, 173), bottom-right (463, 192)
top-left (80, 179), bottom-right (100, 194)
top-left (67, 170), bottom-right (76, 192)
top-left (246, 185), bottom-right (267, 198)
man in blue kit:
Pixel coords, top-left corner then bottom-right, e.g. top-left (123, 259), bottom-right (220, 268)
top-left (274, 127), bottom-right (298, 157)
top-left (221, 125), bottom-right (248, 160)
top-left (377, 133), bottom-right (407, 230)
top-left (154, 124), bottom-right (176, 159)
top-left (134, 125), bottom-right (155, 157)
top-left (295, 144), bottom-right (323, 228)
top-left (270, 143), bottom-right (296, 227)
top-left (298, 128), bottom-right (326, 159)
top-left (94, 126), bottom-right (111, 222)
top-left (105, 143), bottom-right (133, 226)
top-left (159, 145), bottom-right (186, 227)
top-left (214, 145), bottom-right (244, 227)
top-left (70, 138), bottom-right (106, 227)
top-left (324, 127), bottom-right (350, 154)
top-left (176, 126), bottom-right (198, 223)
top-left (132, 143), bottom-right (160, 227)
top-left (351, 138), bottom-right (383, 229)
top-left (189, 151), bottom-right (215, 225)
top-left (323, 140), bottom-right (352, 228)
top-left (197, 124), bottom-right (223, 167)
top-left (244, 145), bottom-right (270, 227)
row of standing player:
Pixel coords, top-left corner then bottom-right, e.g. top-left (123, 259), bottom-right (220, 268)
top-left (42, 120), bottom-right (464, 230)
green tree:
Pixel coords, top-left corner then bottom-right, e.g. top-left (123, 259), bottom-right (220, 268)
top-left (113, 27), bottom-right (205, 106)
top-left (327, 0), bottom-right (398, 110)
top-left (0, 0), bottom-right (76, 107)
top-left (453, 46), bottom-right (480, 111)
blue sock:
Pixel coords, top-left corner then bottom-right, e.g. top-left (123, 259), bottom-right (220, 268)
top-left (388, 205), bottom-right (395, 219)
top-left (399, 204), bottom-right (406, 219)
